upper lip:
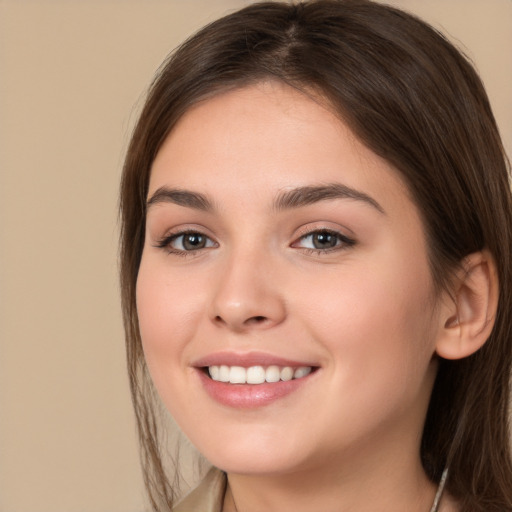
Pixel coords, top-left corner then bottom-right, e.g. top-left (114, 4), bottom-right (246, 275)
top-left (192, 351), bottom-right (318, 368)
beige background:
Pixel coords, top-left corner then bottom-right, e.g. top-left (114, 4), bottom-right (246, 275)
top-left (0, 1), bottom-right (510, 511)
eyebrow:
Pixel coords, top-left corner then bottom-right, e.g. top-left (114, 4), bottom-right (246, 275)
top-left (146, 183), bottom-right (385, 214)
top-left (273, 183), bottom-right (385, 214)
top-left (146, 187), bottom-right (213, 212)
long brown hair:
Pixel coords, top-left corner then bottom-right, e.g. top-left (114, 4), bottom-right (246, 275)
top-left (120, 1), bottom-right (512, 510)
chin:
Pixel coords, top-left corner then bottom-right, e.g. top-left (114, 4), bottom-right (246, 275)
top-left (210, 453), bottom-right (302, 476)
top-left (189, 427), bottom-right (312, 476)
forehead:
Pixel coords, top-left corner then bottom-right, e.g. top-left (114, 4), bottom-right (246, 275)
top-left (149, 82), bottom-right (413, 215)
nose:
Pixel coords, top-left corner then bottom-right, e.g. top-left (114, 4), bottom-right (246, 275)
top-left (209, 249), bottom-right (286, 332)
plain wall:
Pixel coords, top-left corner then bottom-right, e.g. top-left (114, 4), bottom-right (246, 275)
top-left (0, 1), bottom-right (510, 511)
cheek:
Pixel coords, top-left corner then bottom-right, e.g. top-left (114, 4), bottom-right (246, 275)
top-left (136, 257), bottom-right (201, 372)
top-left (297, 248), bottom-right (437, 393)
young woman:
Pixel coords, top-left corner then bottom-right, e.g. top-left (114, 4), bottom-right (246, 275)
top-left (119, 1), bottom-right (512, 511)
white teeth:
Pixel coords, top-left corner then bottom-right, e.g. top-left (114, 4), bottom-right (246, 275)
top-left (247, 366), bottom-right (266, 384)
top-left (209, 365), bottom-right (220, 380)
top-left (208, 365), bottom-right (314, 384)
top-left (218, 365), bottom-right (230, 382)
top-left (280, 367), bottom-right (294, 381)
top-left (229, 366), bottom-right (246, 384)
top-left (294, 366), bottom-right (312, 379)
top-left (265, 365), bottom-right (281, 383)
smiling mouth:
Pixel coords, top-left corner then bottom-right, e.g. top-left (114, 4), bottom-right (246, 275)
top-left (206, 365), bottom-right (315, 384)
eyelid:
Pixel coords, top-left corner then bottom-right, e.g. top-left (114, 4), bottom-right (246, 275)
top-left (151, 223), bottom-right (355, 256)
top-left (153, 227), bottom-right (218, 256)
top-left (291, 226), bottom-right (356, 253)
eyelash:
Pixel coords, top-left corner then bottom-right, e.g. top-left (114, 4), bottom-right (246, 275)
top-left (292, 229), bottom-right (356, 255)
top-left (154, 231), bottom-right (217, 257)
top-left (154, 228), bottom-right (356, 257)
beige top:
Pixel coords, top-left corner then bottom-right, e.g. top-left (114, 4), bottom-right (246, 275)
top-left (172, 466), bottom-right (449, 512)
top-left (173, 468), bottom-right (227, 512)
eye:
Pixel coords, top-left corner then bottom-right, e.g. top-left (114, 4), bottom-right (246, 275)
top-left (156, 231), bottom-right (217, 254)
top-left (293, 229), bottom-right (355, 252)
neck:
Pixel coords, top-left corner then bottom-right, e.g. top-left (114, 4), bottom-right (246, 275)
top-left (224, 430), bottom-right (438, 512)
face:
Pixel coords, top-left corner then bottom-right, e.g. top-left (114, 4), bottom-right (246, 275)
top-left (137, 82), bottom-right (442, 477)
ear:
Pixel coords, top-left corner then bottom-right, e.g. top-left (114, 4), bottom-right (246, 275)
top-left (435, 251), bottom-right (499, 360)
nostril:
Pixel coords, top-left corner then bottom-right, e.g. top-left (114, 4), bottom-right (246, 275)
top-left (213, 314), bottom-right (267, 328)
top-left (247, 315), bottom-right (267, 324)
top-left (212, 306), bottom-right (282, 329)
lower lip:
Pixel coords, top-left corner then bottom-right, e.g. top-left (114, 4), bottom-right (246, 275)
top-left (196, 369), bottom-right (315, 408)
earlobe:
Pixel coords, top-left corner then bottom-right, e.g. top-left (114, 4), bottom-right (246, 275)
top-left (435, 251), bottom-right (499, 360)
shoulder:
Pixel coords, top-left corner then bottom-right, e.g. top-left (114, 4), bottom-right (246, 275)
top-left (173, 467), bottom-right (227, 512)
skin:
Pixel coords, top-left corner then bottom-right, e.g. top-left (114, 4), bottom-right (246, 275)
top-left (136, 82), bottom-right (458, 511)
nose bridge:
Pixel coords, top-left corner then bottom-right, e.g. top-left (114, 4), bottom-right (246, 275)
top-left (210, 240), bottom-right (286, 331)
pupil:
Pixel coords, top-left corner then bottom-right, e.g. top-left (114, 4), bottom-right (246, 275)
top-left (313, 232), bottom-right (336, 249)
top-left (184, 233), bottom-right (205, 250)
